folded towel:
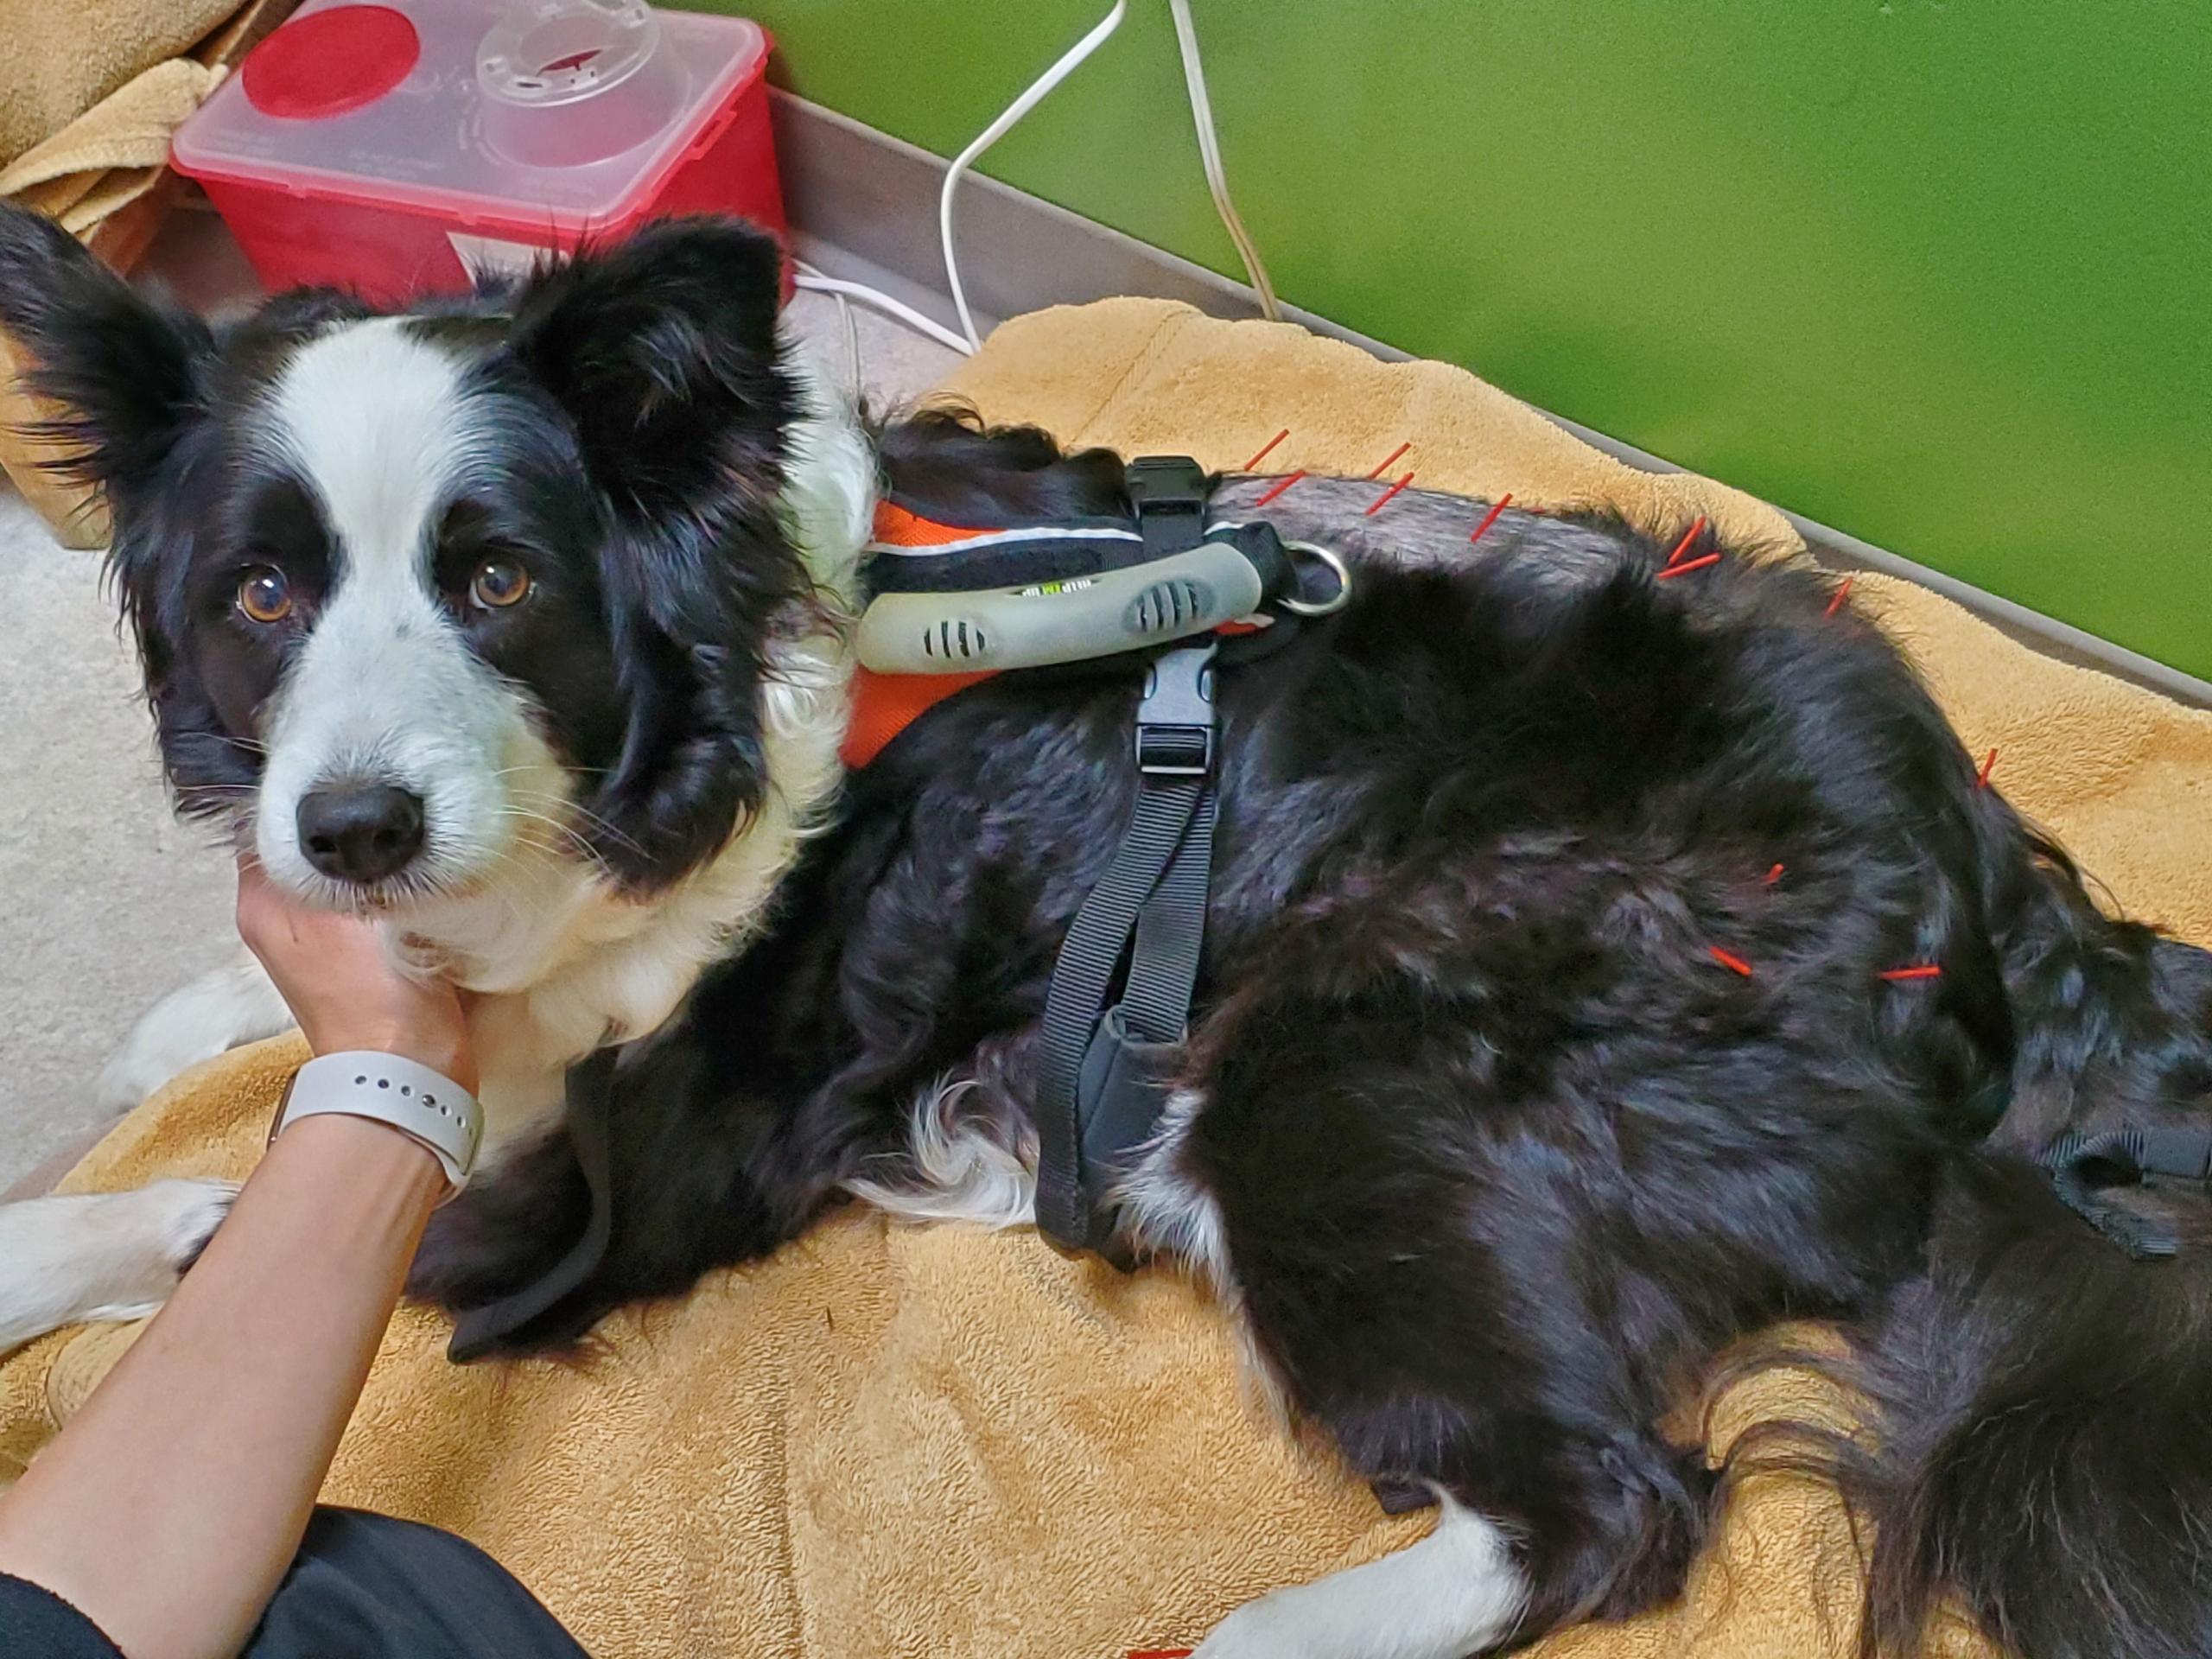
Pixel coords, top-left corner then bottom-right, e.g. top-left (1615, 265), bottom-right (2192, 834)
top-left (0, 60), bottom-right (222, 225)
top-left (0, 0), bottom-right (293, 547)
top-left (4, 298), bottom-right (2206, 1658)
top-left (0, 0), bottom-right (238, 170)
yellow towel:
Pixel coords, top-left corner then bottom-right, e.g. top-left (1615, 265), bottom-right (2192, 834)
top-left (0, 0), bottom-right (291, 546)
top-left (0, 0), bottom-right (239, 171)
top-left (4, 299), bottom-right (2207, 1659)
top-left (0, 60), bottom-right (223, 229)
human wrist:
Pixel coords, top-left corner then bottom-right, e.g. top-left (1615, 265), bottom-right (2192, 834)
top-left (303, 1020), bottom-right (476, 1096)
top-left (268, 1111), bottom-right (449, 1204)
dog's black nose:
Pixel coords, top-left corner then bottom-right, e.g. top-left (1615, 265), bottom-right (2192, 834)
top-left (296, 785), bottom-right (426, 885)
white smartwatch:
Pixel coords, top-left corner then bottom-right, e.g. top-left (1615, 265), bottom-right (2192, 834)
top-left (269, 1052), bottom-right (483, 1194)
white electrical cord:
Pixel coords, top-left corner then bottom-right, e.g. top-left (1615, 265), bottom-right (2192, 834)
top-left (792, 266), bottom-right (976, 357)
top-left (790, 261), bottom-right (865, 391)
top-left (836, 287), bottom-right (861, 385)
top-left (811, 0), bottom-right (1281, 366)
top-left (1166, 0), bottom-right (1279, 321)
top-left (939, 0), bottom-right (1128, 350)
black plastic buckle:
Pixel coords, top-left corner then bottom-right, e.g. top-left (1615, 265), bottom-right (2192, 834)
top-left (1135, 640), bottom-right (1217, 776)
top-left (1126, 454), bottom-right (1209, 559)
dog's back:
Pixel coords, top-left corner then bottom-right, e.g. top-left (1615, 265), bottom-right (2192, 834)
top-left (855, 417), bottom-right (2212, 1656)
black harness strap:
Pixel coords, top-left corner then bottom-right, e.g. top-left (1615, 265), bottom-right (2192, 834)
top-left (447, 1047), bottom-right (620, 1363)
top-left (2042, 1124), bottom-right (2212, 1262)
top-left (1119, 763), bottom-right (1216, 1044)
top-left (1033, 458), bottom-right (1224, 1261)
top-left (1128, 453), bottom-right (1211, 561)
top-left (1034, 641), bottom-right (1218, 1258)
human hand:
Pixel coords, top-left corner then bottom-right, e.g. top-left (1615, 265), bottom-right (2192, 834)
top-left (235, 856), bottom-right (478, 1093)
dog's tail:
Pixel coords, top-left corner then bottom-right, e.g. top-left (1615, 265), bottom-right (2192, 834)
top-left (1838, 837), bottom-right (2212, 1659)
top-left (1847, 1150), bottom-right (2212, 1659)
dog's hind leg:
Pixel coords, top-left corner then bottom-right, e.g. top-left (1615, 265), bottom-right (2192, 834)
top-left (1151, 969), bottom-right (1738, 1656)
top-left (1194, 1492), bottom-right (1528, 1659)
top-left (93, 950), bottom-right (296, 1113)
top-left (0, 1179), bottom-right (238, 1357)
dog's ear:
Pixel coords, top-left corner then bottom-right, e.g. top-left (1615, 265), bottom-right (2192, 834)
top-left (0, 205), bottom-right (212, 492)
top-left (0, 209), bottom-right (255, 811)
top-left (505, 219), bottom-right (812, 891)
top-left (503, 216), bottom-right (791, 511)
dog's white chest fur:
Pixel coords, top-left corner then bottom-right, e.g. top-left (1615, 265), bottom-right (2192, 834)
top-left (430, 599), bottom-right (861, 1148)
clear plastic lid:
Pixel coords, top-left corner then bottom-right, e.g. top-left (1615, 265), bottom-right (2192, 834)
top-left (172, 0), bottom-right (768, 229)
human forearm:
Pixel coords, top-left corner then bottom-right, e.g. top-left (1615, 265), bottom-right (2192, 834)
top-left (0, 1115), bottom-right (443, 1659)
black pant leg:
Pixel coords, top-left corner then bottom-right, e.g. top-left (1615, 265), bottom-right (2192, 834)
top-left (243, 1507), bottom-right (589, 1659)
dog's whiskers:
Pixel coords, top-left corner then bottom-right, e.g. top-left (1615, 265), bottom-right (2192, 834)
top-left (495, 805), bottom-right (620, 876)
top-left (505, 791), bottom-right (652, 862)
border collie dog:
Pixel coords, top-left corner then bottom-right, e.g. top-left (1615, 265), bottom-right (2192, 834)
top-left (3, 211), bottom-right (2211, 1659)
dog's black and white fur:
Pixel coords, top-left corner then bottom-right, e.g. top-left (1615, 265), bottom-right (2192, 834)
top-left (4, 211), bottom-right (2211, 1659)
top-left (0, 213), bottom-right (873, 1340)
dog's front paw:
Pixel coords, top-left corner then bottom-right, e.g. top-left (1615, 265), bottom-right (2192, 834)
top-left (95, 952), bottom-right (297, 1112)
top-left (405, 1151), bottom-right (591, 1314)
top-left (0, 1178), bottom-right (239, 1354)
top-left (141, 1176), bottom-right (242, 1279)
top-left (74, 1178), bottom-right (241, 1319)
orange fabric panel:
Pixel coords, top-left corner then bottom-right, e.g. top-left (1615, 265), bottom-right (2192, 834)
top-left (842, 500), bottom-right (1001, 768)
top-left (840, 665), bottom-right (995, 769)
top-left (873, 500), bottom-right (990, 548)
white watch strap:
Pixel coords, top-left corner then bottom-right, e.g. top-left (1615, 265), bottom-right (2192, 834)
top-left (275, 1052), bottom-right (483, 1191)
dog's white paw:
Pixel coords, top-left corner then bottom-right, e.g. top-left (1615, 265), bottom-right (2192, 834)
top-left (0, 1178), bottom-right (240, 1356)
top-left (1193, 1591), bottom-right (1323, 1659)
top-left (1191, 1499), bottom-right (1525, 1659)
top-left (96, 1178), bottom-right (241, 1303)
top-left (94, 950), bottom-right (296, 1113)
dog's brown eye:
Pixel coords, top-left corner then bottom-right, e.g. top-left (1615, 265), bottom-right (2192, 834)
top-left (470, 560), bottom-right (531, 610)
top-left (238, 568), bottom-right (292, 625)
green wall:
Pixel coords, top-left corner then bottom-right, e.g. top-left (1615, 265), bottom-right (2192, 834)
top-left (696, 1), bottom-right (2211, 681)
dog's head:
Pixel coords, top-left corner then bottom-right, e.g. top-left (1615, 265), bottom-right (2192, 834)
top-left (0, 212), bottom-right (848, 912)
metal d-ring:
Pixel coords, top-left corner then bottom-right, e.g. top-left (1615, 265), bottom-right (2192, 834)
top-left (1280, 539), bottom-right (1352, 615)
